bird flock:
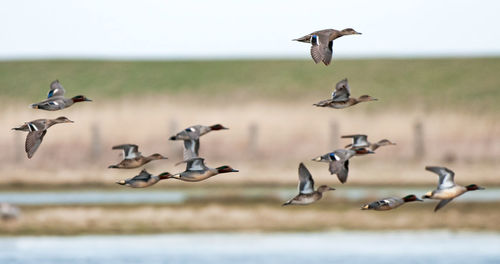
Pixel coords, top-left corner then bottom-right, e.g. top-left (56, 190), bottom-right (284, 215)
top-left (11, 27), bottom-right (484, 213)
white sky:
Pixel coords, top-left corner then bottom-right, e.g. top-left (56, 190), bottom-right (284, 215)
top-left (0, 0), bottom-right (499, 59)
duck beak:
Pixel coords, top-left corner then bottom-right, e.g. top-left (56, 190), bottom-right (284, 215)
top-left (85, 98), bottom-right (92, 102)
top-left (416, 198), bottom-right (424, 202)
top-left (328, 187), bottom-right (336, 191)
top-left (478, 186), bottom-right (486, 190)
top-left (356, 32), bottom-right (362, 35)
top-left (67, 120), bottom-right (75, 123)
top-left (231, 169), bottom-right (239, 172)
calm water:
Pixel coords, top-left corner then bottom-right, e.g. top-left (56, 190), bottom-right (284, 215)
top-left (1, 187), bottom-right (499, 205)
top-left (0, 231), bottom-right (499, 264)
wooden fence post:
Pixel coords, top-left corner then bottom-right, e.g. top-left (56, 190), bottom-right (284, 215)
top-left (329, 120), bottom-right (339, 149)
top-left (90, 123), bottom-right (102, 161)
top-left (414, 120), bottom-right (425, 160)
top-left (248, 122), bottom-right (258, 155)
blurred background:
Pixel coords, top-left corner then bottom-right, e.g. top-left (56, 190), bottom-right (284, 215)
top-left (1, 0), bottom-right (500, 263)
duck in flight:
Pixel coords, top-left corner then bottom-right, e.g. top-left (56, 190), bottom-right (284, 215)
top-left (293, 28), bottom-right (361, 65)
top-left (30, 80), bottom-right (92, 111)
top-left (361, 195), bottom-right (422, 211)
top-left (314, 78), bottom-right (377, 109)
top-left (169, 124), bottom-right (228, 160)
top-left (342, 134), bottom-right (396, 155)
top-left (282, 163), bottom-right (335, 206)
top-left (12, 116), bottom-right (73, 158)
top-left (116, 169), bottom-right (172, 188)
top-left (170, 157), bottom-right (238, 182)
top-left (108, 144), bottom-right (167, 169)
top-left (312, 149), bottom-right (356, 184)
top-left (422, 166), bottom-right (485, 212)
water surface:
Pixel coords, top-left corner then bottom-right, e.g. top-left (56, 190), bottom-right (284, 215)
top-left (0, 231), bottom-right (499, 264)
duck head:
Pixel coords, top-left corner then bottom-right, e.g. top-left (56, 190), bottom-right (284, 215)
top-left (403, 194), bottom-right (423, 203)
top-left (54, 116), bottom-right (74, 123)
top-left (340, 28), bottom-right (362, 35)
top-left (71, 95), bottom-right (92, 103)
top-left (358, 95), bottom-right (378, 102)
top-left (216, 165), bottom-right (239, 174)
top-left (210, 124), bottom-right (229, 131)
top-left (466, 184), bottom-right (485, 191)
top-left (317, 185), bottom-right (335, 193)
top-left (158, 172), bottom-right (173, 180)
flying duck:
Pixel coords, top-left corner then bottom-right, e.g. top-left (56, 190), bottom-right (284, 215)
top-left (342, 134), bottom-right (395, 154)
top-left (361, 195), bottom-right (422, 211)
top-left (170, 157), bottom-right (238, 182)
top-left (30, 80), bottom-right (92, 111)
top-left (313, 78), bottom-right (377, 109)
top-left (169, 124), bottom-right (228, 160)
top-left (312, 149), bottom-right (356, 184)
top-left (293, 28), bottom-right (361, 65)
top-left (12, 116), bottom-right (73, 158)
top-left (282, 162), bottom-right (335, 206)
top-left (422, 166), bottom-right (485, 212)
top-left (116, 169), bottom-right (172, 188)
top-left (108, 144), bottom-right (167, 169)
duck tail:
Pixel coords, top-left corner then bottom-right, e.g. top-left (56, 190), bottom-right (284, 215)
top-left (30, 104), bottom-right (39, 109)
top-left (108, 165), bottom-right (118, 169)
top-left (169, 136), bottom-right (177, 141)
top-left (282, 201), bottom-right (291, 206)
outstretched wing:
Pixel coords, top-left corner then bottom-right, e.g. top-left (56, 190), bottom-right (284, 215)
top-left (434, 199), bottom-right (453, 212)
top-left (332, 79), bottom-right (350, 101)
top-left (25, 130), bottom-right (47, 159)
top-left (321, 40), bottom-right (333, 65)
top-left (112, 144), bottom-right (141, 159)
top-left (48, 80), bottom-right (66, 98)
top-left (131, 170), bottom-right (152, 182)
top-left (342, 134), bottom-right (369, 148)
top-left (176, 158), bottom-right (207, 171)
top-left (329, 159), bottom-right (349, 184)
top-left (298, 163), bottom-right (314, 194)
top-left (183, 139), bottom-right (200, 160)
top-left (426, 166), bottom-right (455, 189)
top-left (310, 42), bottom-right (323, 64)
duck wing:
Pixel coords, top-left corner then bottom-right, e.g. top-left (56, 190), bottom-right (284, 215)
top-left (342, 134), bottom-right (369, 148)
top-left (434, 198), bottom-right (454, 212)
top-left (426, 166), bottom-right (456, 190)
top-left (183, 139), bottom-right (200, 160)
top-left (130, 169), bottom-right (152, 182)
top-left (48, 80), bottom-right (66, 98)
top-left (329, 159), bottom-right (349, 184)
top-left (112, 144), bottom-right (141, 159)
top-left (331, 78), bottom-right (350, 101)
top-left (25, 130), bottom-right (47, 159)
top-left (176, 157), bottom-right (207, 171)
top-left (32, 97), bottom-right (66, 110)
top-left (298, 162), bottom-right (314, 194)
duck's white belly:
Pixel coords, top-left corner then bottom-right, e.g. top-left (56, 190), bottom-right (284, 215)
top-left (432, 186), bottom-right (466, 199)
